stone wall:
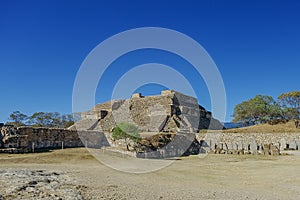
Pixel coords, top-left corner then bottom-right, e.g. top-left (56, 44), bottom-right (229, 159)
top-left (136, 132), bottom-right (300, 158)
top-left (197, 132), bottom-right (300, 155)
top-left (0, 126), bottom-right (109, 152)
top-left (2, 124), bottom-right (300, 157)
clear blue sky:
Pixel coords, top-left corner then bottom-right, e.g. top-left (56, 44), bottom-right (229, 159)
top-left (0, 0), bottom-right (300, 122)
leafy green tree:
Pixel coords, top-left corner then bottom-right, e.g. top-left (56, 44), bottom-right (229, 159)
top-left (28, 112), bottom-right (74, 128)
top-left (233, 101), bottom-right (250, 125)
top-left (60, 114), bottom-right (75, 128)
top-left (281, 107), bottom-right (299, 120)
top-left (233, 95), bottom-right (281, 125)
top-left (112, 122), bottom-right (141, 150)
top-left (278, 91), bottom-right (300, 119)
top-left (28, 112), bottom-right (49, 127)
top-left (8, 111), bottom-right (28, 126)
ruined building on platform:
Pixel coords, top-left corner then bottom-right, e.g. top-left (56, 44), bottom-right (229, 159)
top-left (1, 90), bottom-right (224, 155)
top-left (3, 90), bottom-right (297, 157)
top-left (70, 90), bottom-right (224, 132)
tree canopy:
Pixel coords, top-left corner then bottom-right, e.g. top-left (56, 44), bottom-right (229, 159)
top-left (8, 111), bottom-right (28, 126)
top-left (7, 111), bottom-right (75, 128)
top-left (233, 91), bottom-right (300, 125)
top-left (233, 95), bottom-right (280, 125)
top-left (278, 91), bottom-right (300, 120)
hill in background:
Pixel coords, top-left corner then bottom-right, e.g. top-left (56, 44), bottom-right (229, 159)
top-left (223, 120), bottom-right (299, 133)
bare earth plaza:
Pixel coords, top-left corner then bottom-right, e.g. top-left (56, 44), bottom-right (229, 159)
top-left (1, 1), bottom-right (300, 199)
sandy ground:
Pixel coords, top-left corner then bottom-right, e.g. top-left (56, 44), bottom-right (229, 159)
top-left (1, 148), bottom-right (300, 200)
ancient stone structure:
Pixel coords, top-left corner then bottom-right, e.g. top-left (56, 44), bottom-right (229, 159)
top-left (70, 90), bottom-right (224, 133)
top-left (197, 132), bottom-right (300, 155)
top-left (1, 124), bottom-right (300, 156)
top-left (0, 125), bottom-right (109, 153)
top-left (134, 132), bottom-right (201, 158)
top-left (2, 90), bottom-right (300, 157)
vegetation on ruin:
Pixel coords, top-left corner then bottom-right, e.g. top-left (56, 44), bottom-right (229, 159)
top-left (112, 122), bottom-right (141, 150)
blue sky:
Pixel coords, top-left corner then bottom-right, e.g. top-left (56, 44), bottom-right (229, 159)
top-left (0, 0), bottom-right (300, 122)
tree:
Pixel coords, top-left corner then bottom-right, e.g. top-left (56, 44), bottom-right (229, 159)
top-left (28, 112), bottom-right (74, 128)
top-left (281, 107), bottom-right (299, 120)
top-left (60, 114), bottom-right (75, 128)
top-left (233, 95), bottom-right (281, 125)
top-left (28, 112), bottom-right (48, 127)
top-left (278, 91), bottom-right (300, 119)
top-left (112, 122), bottom-right (141, 150)
top-left (8, 111), bottom-right (28, 126)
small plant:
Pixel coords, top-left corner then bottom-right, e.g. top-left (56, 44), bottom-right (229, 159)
top-left (112, 122), bottom-right (141, 150)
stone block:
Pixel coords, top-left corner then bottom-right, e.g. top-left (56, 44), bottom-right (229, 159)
top-left (279, 138), bottom-right (286, 151)
top-left (226, 143), bottom-right (234, 150)
top-left (288, 139), bottom-right (297, 150)
top-left (237, 141), bottom-right (243, 150)
top-left (270, 144), bottom-right (280, 155)
top-left (209, 140), bottom-right (217, 150)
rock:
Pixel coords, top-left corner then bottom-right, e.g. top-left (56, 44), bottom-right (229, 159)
top-left (262, 144), bottom-right (280, 155)
top-left (237, 141), bottom-right (243, 150)
top-left (263, 144), bottom-right (270, 155)
top-left (226, 143), bottom-right (234, 151)
top-left (279, 138), bottom-right (286, 151)
top-left (134, 133), bottom-right (200, 157)
top-left (214, 147), bottom-right (222, 154)
top-left (249, 140), bottom-right (258, 154)
top-left (0, 169), bottom-right (85, 200)
top-left (288, 139), bottom-right (297, 150)
top-left (270, 144), bottom-right (280, 155)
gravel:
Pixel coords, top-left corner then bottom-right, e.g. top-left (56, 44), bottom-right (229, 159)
top-left (0, 169), bottom-right (86, 200)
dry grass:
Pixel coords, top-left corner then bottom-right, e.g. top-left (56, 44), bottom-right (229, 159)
top-left (0, 148), bottom-right (95, 164)
top-left (223, 120), bottom-right (299, 133)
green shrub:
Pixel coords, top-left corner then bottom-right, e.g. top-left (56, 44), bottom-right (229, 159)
top-left (112, 122), bottom-right (141, 150)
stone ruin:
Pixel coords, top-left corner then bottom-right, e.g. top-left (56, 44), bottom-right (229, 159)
top-left (0, 125), bottom-right (109, 153)
top-left (1, 90), bottom-right (300, 157)
top-left (69, 90), bottom-right (224, 133)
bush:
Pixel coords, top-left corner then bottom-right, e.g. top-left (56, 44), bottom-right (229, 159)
top-left (112, 122), bottom-right (141, 150)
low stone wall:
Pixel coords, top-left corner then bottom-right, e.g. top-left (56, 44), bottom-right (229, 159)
top-left (197, 132), bottom-right (300, 155)
top-left (2, 125), bottom-right (300, 156)
top-left (0, 126), bottom-right (109, 152)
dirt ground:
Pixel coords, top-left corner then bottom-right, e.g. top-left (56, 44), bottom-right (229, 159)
top-left (1, 148), bottom-right (300, 200)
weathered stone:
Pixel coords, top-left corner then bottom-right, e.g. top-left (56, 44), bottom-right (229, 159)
top-left (199, 140), bottom-right (210, 153)
top-left (209, 140), bottom-right (217, 150)
top-left (288, 139), bottom-right (297, 150)
top-left (237, 141), bottom-right (243, 150)
top-left (263, 144), bottom-right (270, 155)
top-left (195, 132), bottom-right (300, 156)
top-left (71, 90), bottom-right (224, 133)
top-left (249, 140), bottom-right (258, 154)
top-left (217, 143), bottom-right (223, 149)
top-left (1, 126), bottom-right (109, 152)
top-left (279, 138), bottom-right (286, 151)
top-left (296, 140), bottom-right (300, 150)
top-left (214, 147), bottom-right (222, 154)
top-left (226, 143), bottom-right (234, 150)
top-left (270, 144), bottom-right (280, 155)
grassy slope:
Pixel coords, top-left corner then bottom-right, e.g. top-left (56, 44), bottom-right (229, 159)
top-left (222, 120), bottom-right (299, 133)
